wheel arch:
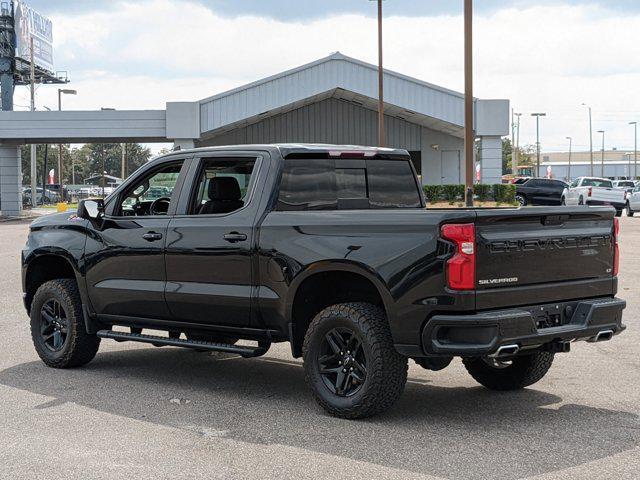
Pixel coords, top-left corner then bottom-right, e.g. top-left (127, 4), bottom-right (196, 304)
top-left (24, 252), bottom-right (80, 315)
top-left (286, 261), bottom-right (393, 358)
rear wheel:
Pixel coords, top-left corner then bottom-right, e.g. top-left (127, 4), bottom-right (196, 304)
top-left (515, 194), bottom-right (527, 206)
top-left (30, 279), bottom-right (101, 368)
top-left (627, 202), bottom-right (635, 217)
top-left (303, 302), bottom-right (408, 419)
top-left (462, 352), bottom-right (554, 391)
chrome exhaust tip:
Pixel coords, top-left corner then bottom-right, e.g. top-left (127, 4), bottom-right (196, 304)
top-left (589, 329), bottom-right (614, 343)
top-left (488, 344), bottom-right (520, 358)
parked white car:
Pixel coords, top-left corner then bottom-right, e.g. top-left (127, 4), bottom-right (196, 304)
top-left (626, 185), bottom-right (640, 216)
top-left (561, 177), bottom-right (626, 216)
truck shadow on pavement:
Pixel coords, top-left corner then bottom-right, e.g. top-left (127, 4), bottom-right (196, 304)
top-left (1, 347), bottom-right (638, 480)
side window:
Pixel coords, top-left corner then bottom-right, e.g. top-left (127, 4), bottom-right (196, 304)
top-left (277, 160), bottom-right (337, 211)
top-left (189, 158), bottom-right (257, 215)
top-left (119, 161), bottom-right (183, 216)
top-left (570, 179), bottom-right (580, 188)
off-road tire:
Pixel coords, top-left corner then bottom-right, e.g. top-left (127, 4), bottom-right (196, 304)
top-left (462, 352), bottom-right (554, 391)
top-left (303, 302), bottom-right (408, 419)
top-left (627, 202), bottom-right (635, 217)
top-left (30, 279), bottom-right (100, 368)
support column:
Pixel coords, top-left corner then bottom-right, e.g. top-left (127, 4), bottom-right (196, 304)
top-left (0, 144), bottom-right (22, 216)
top-left (479, 136), bottom-right (503, 184)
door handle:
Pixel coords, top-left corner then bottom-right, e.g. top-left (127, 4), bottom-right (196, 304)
top-left (223, 232), bottom-right (247, 243)
top-left (142, 232), bottom-right (163, 242)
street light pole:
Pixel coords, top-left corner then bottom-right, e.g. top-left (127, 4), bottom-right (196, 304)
top-left (630, 121), bottom-right (637, 179)
top-left (463, 0), bottom-right (474, 206)
top-left (57, 89), bottom-right (77, 198)
top-left (531, 113), bottom-right (546, 177)
top-left (513, 112), bottom-right (521, 175)
top-left (597, 130), bottom-right (605, 177)
top-left (566, 136), bottom-right (572, 181)
top-left (582, 103), bottom-right (593, 176)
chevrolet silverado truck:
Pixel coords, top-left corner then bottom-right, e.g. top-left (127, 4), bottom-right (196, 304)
top-left (561, 176), bottom-right (626, 216)
top-left (22, 145), bottom-right (626, 418)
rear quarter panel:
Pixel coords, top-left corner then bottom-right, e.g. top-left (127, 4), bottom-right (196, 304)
top-left (257, 208), bottom-right (475, 344)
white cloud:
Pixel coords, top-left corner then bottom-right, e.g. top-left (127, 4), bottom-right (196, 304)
top-left (22, 0), bottom-right (640, 153)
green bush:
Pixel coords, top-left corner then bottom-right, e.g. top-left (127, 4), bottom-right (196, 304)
top-left (423, 183), bottom-right (517, 205)
top-left (423, 185), bottom-right (442, 203)
top-left (473, 184), bottom-right (491, 201)
top-left (491, 184), bottom-right (517, 204)
top-left (442, 184), bottom-right (465, 201)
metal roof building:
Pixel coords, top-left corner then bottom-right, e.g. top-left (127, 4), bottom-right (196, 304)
top-left (0, 52), bottom-right (509, 216)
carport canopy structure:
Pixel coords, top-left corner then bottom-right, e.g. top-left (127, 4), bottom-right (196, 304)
top-left (0, 52), bottom-right (508, 216)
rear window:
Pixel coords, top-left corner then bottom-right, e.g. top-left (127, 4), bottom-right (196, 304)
top-left (616, 181), bottom-right (635, 187)
top-left (582, 178), bottom-right (613, 188)
top-left (276, 159), bottom-right (422, 211)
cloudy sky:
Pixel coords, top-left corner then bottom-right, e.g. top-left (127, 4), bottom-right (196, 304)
top-left (13, 0), bottom-right (640, 154)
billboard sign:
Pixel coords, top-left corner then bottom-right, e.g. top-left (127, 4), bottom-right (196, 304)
top-left (14, 0), bottom-right (54, 72)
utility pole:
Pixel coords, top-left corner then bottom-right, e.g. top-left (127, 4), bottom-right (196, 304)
top-left (121, 143), bottom-right (126, 180)
top-left (101, 144), bottom-right (106, 197)
top-left (29, 37), bottom-right (36, 207)
top-left (531, 113), bottom-right (546, 177)
top-left (512, 112), bottom-right (521, 175)
top-left (375, 0), bottom-right (384, 147)
top-left (566, 136), bottom-right (572, 181)
top-left (463, 0), bottom-right (474, 206)
top-left (597, 130), bottom-right (605, 177)
top-left (630, 121), bottom-right (637, 179)
top-left (582, 103), bottom-right (593, 176)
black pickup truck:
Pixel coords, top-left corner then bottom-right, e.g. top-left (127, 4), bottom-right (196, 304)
top-left (22, 144), bottom-right (626, 418)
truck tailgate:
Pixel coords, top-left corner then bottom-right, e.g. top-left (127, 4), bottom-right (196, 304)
top-left (593, 187), bottom-right (625, 204)
top-left (474, 207), bottom-right (616, 309)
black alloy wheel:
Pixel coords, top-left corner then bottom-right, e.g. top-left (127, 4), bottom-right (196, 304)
top-left (317, 327), bottom-right (367, 397)
top-left (40, 299), bottom-right (69, 352)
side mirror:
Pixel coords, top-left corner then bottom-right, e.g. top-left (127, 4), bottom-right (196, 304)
top-left (77, 198), bottom-right (104, 220)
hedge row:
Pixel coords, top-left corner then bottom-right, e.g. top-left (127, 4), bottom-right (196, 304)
top-left (422, 184), bottom-right (516, 204)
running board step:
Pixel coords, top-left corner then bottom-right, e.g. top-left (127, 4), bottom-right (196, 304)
top-left (96, 330), bottom-right (270, 358)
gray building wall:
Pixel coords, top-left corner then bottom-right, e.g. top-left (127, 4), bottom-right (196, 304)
top-left (199, 97), bottom-right (466, 185)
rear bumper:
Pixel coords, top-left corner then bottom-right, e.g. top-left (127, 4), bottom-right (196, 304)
top-left (586, 199), bottom-right (625, 209)
top-left (405, 297), bottom-right (625, 357)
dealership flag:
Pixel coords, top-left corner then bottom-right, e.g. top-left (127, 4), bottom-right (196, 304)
top-left (48, 169), bottom-right (55, 184)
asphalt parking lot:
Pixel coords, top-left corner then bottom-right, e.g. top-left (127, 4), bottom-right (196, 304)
top-left (0, 216), bottom-right (638, 480)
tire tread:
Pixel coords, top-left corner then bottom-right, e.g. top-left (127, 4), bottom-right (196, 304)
top-left (30, 279), bottom-right (100, 368)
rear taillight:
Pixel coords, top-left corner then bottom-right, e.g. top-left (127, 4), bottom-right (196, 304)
top-left (441, 223), bottom-right (476, 290)
top-left (613, 217), bottom-right (619, 276)
top-left (588, 187), bottom-right (593, 197)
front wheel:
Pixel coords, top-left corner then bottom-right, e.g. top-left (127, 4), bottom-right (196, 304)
top-left (30, 279), bottom-right (101, 368)
top-left (627, 202), bottom-right (635, 217)
top-left (578, 196), bottom-right (584, 205)
top-left (462, 351), bottom-right (554, 391)
top-left (615, 208), bottom-right (623, 217)
top-left (303, 302), bottom-right (408, 419)
top-left (561, 197), bottom-right (566, 206)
